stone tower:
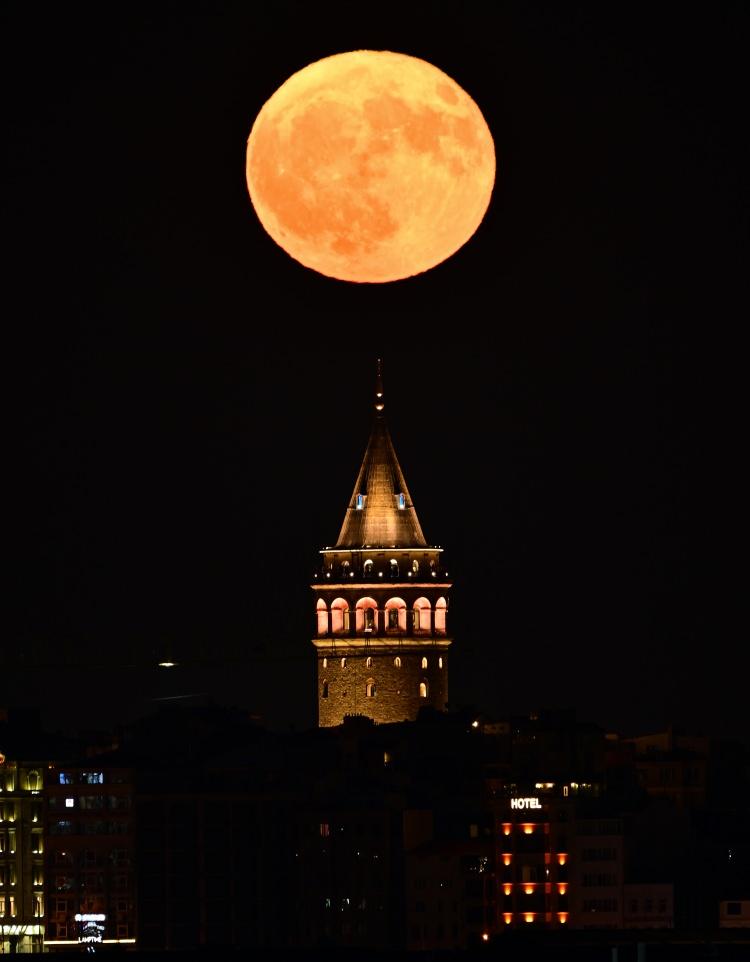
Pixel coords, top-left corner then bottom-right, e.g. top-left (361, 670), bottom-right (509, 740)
top-left (312, 361), bottom-right (452, 727)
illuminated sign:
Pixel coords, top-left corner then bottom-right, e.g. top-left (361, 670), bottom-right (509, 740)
top-left (510, 797), bottom-right (542, 810)
top-left (76, 913), bottom-right (105, 944)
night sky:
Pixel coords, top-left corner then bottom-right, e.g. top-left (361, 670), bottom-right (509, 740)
top-left (7, 5), bottom-right (745, 740)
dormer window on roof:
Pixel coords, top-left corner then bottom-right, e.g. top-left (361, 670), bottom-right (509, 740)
top-left (356, 494), bottom-right (365, 510)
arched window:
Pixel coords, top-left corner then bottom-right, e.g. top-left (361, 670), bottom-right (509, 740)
top-left (366, 656), bottom-right (372, 668)
top-left (389, 558), bottom-right (399, 579)
top-left (419, 682), bottom-right (428, 698)
top-left (322, 681), bottom-right (329, 699)
top-left (364, 559), bottom-right (374, 577)
top-left (413, 597), bottom-right (431, 633)
top-left (331, 598), bottom-right (350, 633)
top-left (356, 597), bottom-right (378, 633)
top-left (438, 657), bottom-right (443, 669)
top-left (394, 656), bottom-right (402, 668)
top-left (342, 560), bottom-right (350, 578)
top-left (341, 657), bottom-right (347, 668)
top-left (412, 559), bottom-right (420, 575)
top-left (435, 597), bottom-right (447, 633)
top-left (316, 599), bottom-right (328, 636)
top-left (421, 656), bottom-right (428, 669)
top-left (322, 657), bottom-right (328, 668)
top-left (366, 680), bottom-right (376, 698)
top-left (385, 597), bottom-right (407, 632)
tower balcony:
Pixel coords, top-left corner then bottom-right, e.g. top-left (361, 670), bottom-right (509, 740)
top-left (313, 623), bottom-right (449, 641)
top-left (314, 551), bottom-right (450, 584)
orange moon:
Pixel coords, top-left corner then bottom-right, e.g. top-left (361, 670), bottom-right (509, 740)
top-left (245, 50), bottom-right (495, 283)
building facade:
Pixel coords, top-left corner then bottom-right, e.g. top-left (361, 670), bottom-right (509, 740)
top-left (312, 363), bottom-right (452, 726)
top-left (43, 762), bottom-right (136, 951)
top-left (0, 755), bottom-right (45, 953)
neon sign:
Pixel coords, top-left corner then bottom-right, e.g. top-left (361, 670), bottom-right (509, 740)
top-left (510, 797), bottom-right (542, 810)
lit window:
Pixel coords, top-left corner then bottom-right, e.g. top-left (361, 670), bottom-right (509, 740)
top-left (438, 657), bottom-right (443, 668)
top-left (364, 560), bottom-right (373, 576)
top-left (412, 560), bottom-right (419, 574)
top-left (65, 798), bottom-right (74, 808)
top-left (356, 494), bottom-right (364, 510)
top-left (398, 493), bottom-right (405, 510)
top-left (341, 658), bottom-right (347, 668)
top-left (366, 681), bottom-right (376, 698)
top-left (394, 657), bottom-right (401, 668)
top-left (366, 656), bottom-right (372, 668)
top-left (421, 657), bottom-right (428, 669)
top-left (322, 657), bottom-right (327, 668)
top-left (59, 773), bottom-right (74, 785)
top-left (81, 773), bottom-right (104, 785)
top-left (419, 682), bottom-right (428, 698)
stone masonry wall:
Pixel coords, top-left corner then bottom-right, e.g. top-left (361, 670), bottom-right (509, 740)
top-left (317, 649), bottom-right (449, 727)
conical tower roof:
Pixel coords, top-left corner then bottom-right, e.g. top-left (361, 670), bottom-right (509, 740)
top-left (335, 361), bottom-right (427, 549)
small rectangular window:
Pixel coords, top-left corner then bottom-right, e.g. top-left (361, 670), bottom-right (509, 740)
top-left (356, 494), bottom-right (364, 510)
top-left (398, 493), bottom-right (405, 509)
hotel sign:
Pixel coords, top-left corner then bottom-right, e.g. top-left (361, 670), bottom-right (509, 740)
top-left (510, 797), bottom-right (542, 810)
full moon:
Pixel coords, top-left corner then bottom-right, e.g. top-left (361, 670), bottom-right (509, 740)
top-left (246, 50), bottom-right (495, 283)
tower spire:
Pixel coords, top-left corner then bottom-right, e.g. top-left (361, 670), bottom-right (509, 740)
top-left (374, 357), bottom-right (385, 414)
top-left (335, 360), bottom-right (426, 548)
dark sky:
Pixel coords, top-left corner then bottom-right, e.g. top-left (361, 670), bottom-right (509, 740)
top-left (6, 4), bottom-right (745, 740)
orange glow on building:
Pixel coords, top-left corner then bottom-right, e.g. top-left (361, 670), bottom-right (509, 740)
top-left (481, 933), bottom-right (489, 942)
top-left (557, 853), bottom-right (567, 865)
top-left (524, 913), bottom-right (535, 923)
top-left (503, 913), bottom-right (512, 925)
top-left (502, 854), bottom-right (512, 866)
top-left (557, 912), bottom-right (569, 924)
top-left (524, 884), bottom-right (535, 895)
top-left (558, 883), bottom-right (567, 895)
top-left (502, 823), bottom-right (512, 835)
top-left (521, 823), bottom-right (535, 834)
top-left (503, 884), bottom-right (512, 896)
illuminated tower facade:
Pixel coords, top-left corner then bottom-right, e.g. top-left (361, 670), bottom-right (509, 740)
top-left (312, 362), bottom-right (453, 727)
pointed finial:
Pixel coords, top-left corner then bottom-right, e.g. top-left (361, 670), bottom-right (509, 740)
top-left (375, 358), bottom-right (385, 414)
